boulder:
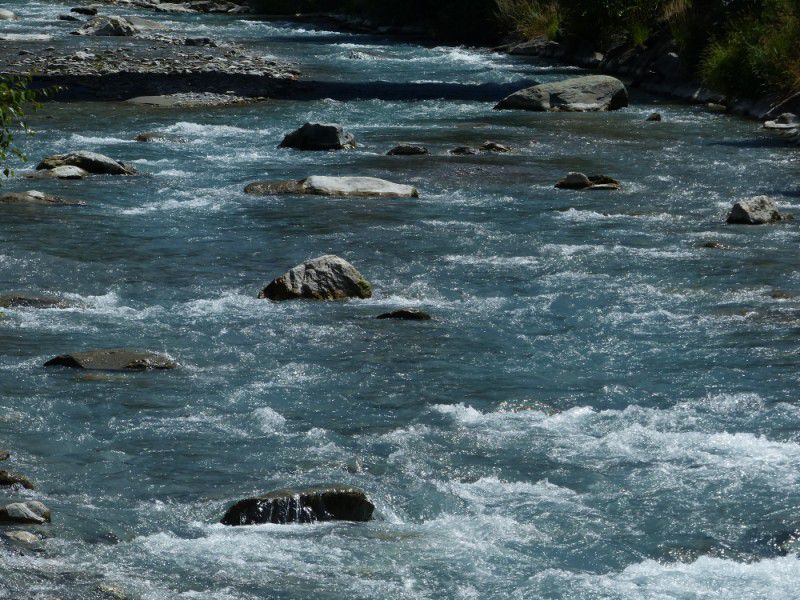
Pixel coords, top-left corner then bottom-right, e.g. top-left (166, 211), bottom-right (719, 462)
top-left (495, 75), bottom-right (628, 112)
top-left (36, 151), bottom-right (137, 175)
top-left (221, 486), bottom-right (374, 526)
top-left (44, 349), bottom-right (177, 371)
top-left (4, 530), bottom-right (39, 545)
top-left (31, 165), bottom-right (90, 179)
top-left (0, 501), bottom-right (51, 525)
top-left (387, 144), bottom-right (429, 156)
top-left (481, 141), bottom-right (510, 152)
top-left (278, 123), bottom-right (356, 151)
top-left (727, 196), bottom-right (784, 225)
top-left (0, 9), bottom-right (16, 20)
top-left (450, 146), bottom-right (479, 155)
top-left (245, 176), bottom-right (418, 198)
top-left (555, 172), bottom-right (620, 191)
top-left (71, 7), bottom-right (98, 16)
top-left (259, 255), bottom-right (372, 301)
top-left (763, 113), bottom-right (799, 130)
top-left (73, 16), bottom-right (138, 36)
top-left (647, 112), bottom-right (662, 122)
top-left (0, 295), bottom-right (71, 309)
top-left (0, 191), bottom-right (85, 206)
top-left (0, 470), bottom-right (35, 490)
top-left (376, 309), bottom-right (432, 321)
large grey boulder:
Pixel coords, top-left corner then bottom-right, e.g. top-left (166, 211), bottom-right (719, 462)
top-left (74, 16), bottom-right (138, 36)
top-left (44, 349), bottom-right (177, 371)
top-left (727, 196), bottom-right (784, 225)
top-left (259, 255), bottom-right (372, 301)
top-left (245, 176), bottom-right (418, 198)
top-left (0, 9), bottom-right (16, 20)
top-left (0, 190), bottom-right (85, 206)
top-left (0, 295), bottom-right (71, 309)
top-left (279, 123), bottom-right (356, 151)
top-left (36, 151), bottom-right (137, 175)
top-left (221, 487), bottom-right (374, 525)
top-left (496, 75), bottom-right (628, 112)
top-left (0, 501), bottom-right (51, 525)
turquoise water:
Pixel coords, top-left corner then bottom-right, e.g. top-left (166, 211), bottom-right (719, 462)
top-left (2, 3), bottom-right (800, 599)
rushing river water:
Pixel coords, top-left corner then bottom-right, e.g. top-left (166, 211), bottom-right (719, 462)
top-left (2, 2), bottom-right (800, 599)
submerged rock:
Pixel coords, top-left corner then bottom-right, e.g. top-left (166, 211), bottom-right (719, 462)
top-left (450, 146), bottom-right (480, 155)
top-left (496, 75), bottom-right (628, 112)
top-left (647, 112), bottom-right (662, 122)
top-left (36, 151), bottom-right (137, 176)
top-left (0, 191), bottom-right (85, 206)
top-left (0, 501), bottom-right (51, 525)
top-left (245, 176), bottom-right (418, 198)
top-left (555, 172), bottom-right (620, 190)
top-left (221, 486), bottom-right (375, 526)
top-left (73, 16), bottom-right (139, 36)
top-left (279, 123), bottom-right (356, 151)
top-left (259, 255), bottom-right (372, 301)
top-left (387, 144), bottom-right (429, 156)
top-left (4, 530), bottom-right (40, 545)
top-left (134, 131), bottom-right (187, 143)
top-left (44, 349), bottom-right (177, 371)
top-left (727, 196), bottom-right (784, 225)
top-left (0, 295), bottom-right (71, 309)
top-left (481, 141), bottom-right (510, 152)
top-left (0, 470), bottom-right (35, 490)
top-left (376, 309), bottom-right (432, 321)
top-left (58, 13), bottom-right (83, 22)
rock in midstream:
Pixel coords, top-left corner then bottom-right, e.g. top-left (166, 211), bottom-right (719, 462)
top-left (727, 196), bottom-right (785, 224)
top-left (36, 151), bottom-right (137, 176)
top-left (221, 487), bottom-right (375, 525)
top-left (244, 176), bottom-right (418, 198)
top-left (44, 349), bottom-right (177, 371)
top-left (259, 255), bottom-right (372, 301)
top-left (0, 191), bottom-right (86, 206)
top-left (496, 75), bottom-right (629, 112)
top-left (0, 501), bottom-right (51, 525)
top-left (555, 172), bottom-right (621, 190)
top-left (279, 123), bottom-right (356, 151)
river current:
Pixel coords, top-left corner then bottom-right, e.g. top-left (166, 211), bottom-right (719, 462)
top-left (2, 2), bottom-right (800, 599)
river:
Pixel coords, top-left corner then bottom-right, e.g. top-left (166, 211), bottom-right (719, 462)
top-left (1, 2), bottom-right (800, 599)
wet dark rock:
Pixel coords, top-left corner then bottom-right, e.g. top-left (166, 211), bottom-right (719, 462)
top-left (555, 172), bottom-right (620, 190)
top-left (699, 241), bottom-right (725, 250)
top-left (74, 15), bottom-right (138, 36)
top-left (71, 7), bottom-right (99, 16)
top-left (0, 295), bottom-right (71, 309)
top-left (376, 309), bottom-right (432, 321)
top-left (450, 146), bottom-right (480, 155)
top-left (134, 131), bottom-right (186, 143)
top-left (0, 451), bottom-right (9, 462)
top-left (496, 75), bottom-right (628, 112)
top-left (259, 255), bottom-right (372, 301)
top-left (185, 37), bottom-right (216, 47)
top-left (279, 123), bottom-right (356, 151)
top-left (0, 501), bottom-right (51, 525)
top-left (244, 176), bottom-right (418, 198)
top-left (59, 14), bottom-right (83, 22)
top-left (0, 470), bottom-right (35, 490)
top-left (481, 141), bottom-right (510, 152)
top-left (770, 290), bottom-right (796, 300)
top-left (36, 151), bottom-right (137, 175)
top-left (647, 112), bottom-right (662, 122)
top-left (387, 144), bottom-right (429, 156)
top-left (0, 191), bottom-right (85, 207)
top-left (727, 196), bottom-right (783, 225)
top-left (221, 486), bottom-right (375, 526)
top-left (44, 349), bottom-right (177, 371)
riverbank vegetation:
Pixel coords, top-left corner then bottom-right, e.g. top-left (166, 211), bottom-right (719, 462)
top-left (255, 0), bottom-right (800, 99)
top-left (0, 76), bottom-right (40, 179)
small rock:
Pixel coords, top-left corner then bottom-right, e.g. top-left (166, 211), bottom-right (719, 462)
top-left (0, 451), bottom-right (9, 462)
top-left (59, 14), bottom-right (82, 22)
top-left (134, 131), bottom-right (186, 143)
top-left (387, 144), bottom-right (429, 156)
top-left (259, 255), bottom-right (372, 301)
top-left (646, 112), bottom-right (662, 122)
top-left (96, 584), bottom-right (129, 600)
top-left (0, 470), bottom-right (35, 490)
top-left (71, 6), bottom-right (98, 16)
top-left (555, 172), bottom-right (620, 190)
top-left (278, 123), bottom-right (356, 151)
top-left (44, 349), bottom-right (177, 371)
top-left (0, 9), bottom-right (16, 20)
top-left (0, 501), bottom-right (51, 525)
top-left (450, 146), bottom-right (479, 155)
top-left (727, 196), bottom-right (783, 225)
top-left (221, 486), bottom-right (375, 526)
top-left (4, 531), bottom-right (40, 545)
top-left (376, 309), bottom-right (432, 321)
top-left (73, 15), bottom-right (138, 36)
top-left (0, 191), bottom-right (85, 206)
top-left (481, 141), bottom-right (510, 152)
top-left (184, 37), bottom-right (215, 47)
top-left (699, 241), bottom-right (724, 249)
top-left (770, 290), bottom-right (796, 300)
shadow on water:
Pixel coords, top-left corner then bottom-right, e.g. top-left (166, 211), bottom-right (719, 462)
top-left (273, 79), bottom-right (539, 102)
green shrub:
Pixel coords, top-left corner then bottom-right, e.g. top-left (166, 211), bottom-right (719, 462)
top-left (0, 75), bottom-right (40, 180)
top-left (496, 0), bottom-right (561, 40)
